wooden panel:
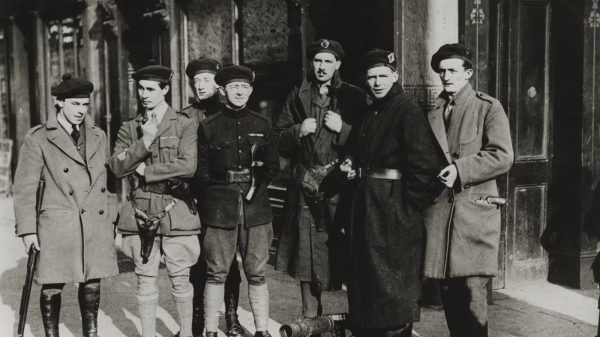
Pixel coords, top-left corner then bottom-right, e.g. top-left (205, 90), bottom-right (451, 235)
top-left (514, 185), bottom-right (546, 262)
top-left (242, 0), bottom-right (288, 64)
top-left (515, 2), bottom-right (550, 161)
top-left (186, 0), bottom-right (232, 63)
top-left (459, 0), bottom-right (490, 92)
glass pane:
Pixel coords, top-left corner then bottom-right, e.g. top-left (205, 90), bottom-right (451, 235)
top-left (48, 20), bottom-right (61, 90)
top-left (62, 17), bottom-right (76, 76)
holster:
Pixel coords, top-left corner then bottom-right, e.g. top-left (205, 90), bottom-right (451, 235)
top-left (300, 160), bottom-right (338, 232)
top-left (168, 178), bottom-right (198, 215)
top-left (246, 142), bottom-right (264, 202)
top-left (133, 207), bottom-right (160, 264)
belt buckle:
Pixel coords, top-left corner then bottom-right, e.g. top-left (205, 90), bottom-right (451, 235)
top-left (226, 171), bottom-right (235, 183)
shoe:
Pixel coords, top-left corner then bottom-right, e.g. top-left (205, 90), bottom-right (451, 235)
top-left (254, 331), bottom-right (272, 337)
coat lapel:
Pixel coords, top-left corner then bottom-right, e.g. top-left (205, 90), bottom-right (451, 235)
top-left (446, 84), bottom-right (475, 154)
top-left (46, 114), bottom-right (86, 166)
top-left (428, 98), bottom-right (452, 164)
top-left (154, 107), bottom-right (176, 139)
top-left (84, 117), bottom-right (102, 164)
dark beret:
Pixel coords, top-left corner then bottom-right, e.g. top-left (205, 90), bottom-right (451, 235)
top-left (51, 73), bottom-right (94, 99)
top-left (306, 39), bottom-right (344, 60)
top-left (430, 43), bottom-right (472, 72)
top-left (185, 57), bottom-right (221, 79)
top-left (214, 65), bottom-right (254, 86)
top-left (132, 59), bottom-right (173, 84)
top-left (360, 49), bottom-right (397, 72)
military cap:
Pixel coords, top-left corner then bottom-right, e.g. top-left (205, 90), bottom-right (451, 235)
top-left (214, 65), bottom-right (255, 86)
top-left (306, 39), bottom-right (344, 60)
top-left (360, 49), bottom-right (397, 72)
top-left (132, 59), bottom-right (173, 84)
top-left (51, 73), bottom-right (94, 99)
top-left (185, 57), bottom-right (221, 79)
top-left (430, 43), bottom-right (472, 73)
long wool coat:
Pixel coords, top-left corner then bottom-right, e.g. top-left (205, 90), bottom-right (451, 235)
top-left (14, 113), bottom-right (119, 284)
top-left (347, 84), bottom-right (441, 329)
top-left (422, 83), bottom-right (514, 278)
top-left (275, 71), bottom-right (369, 291)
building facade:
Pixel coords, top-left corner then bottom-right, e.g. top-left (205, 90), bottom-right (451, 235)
top-left (0, 0), bottom-right (597, 290)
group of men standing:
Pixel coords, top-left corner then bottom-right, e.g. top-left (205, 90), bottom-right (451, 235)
top-left (13, 38), bottom-right (513, 337)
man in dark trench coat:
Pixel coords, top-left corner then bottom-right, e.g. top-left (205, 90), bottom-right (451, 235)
top-left (340, 49), bottom-right (441, 337)
top-left (275, 39), bottom-right (369, 318)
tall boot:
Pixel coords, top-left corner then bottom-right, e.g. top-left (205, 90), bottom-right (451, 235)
top-left (40, 288), bottom-right (62, 337)
top-left (190, 260), bottom-right (207, 337)
top-left (136, 293), bottom-right (159, 337)
top-left (248, 284), bottom-right (269, 334)
top-left (79, 281), bottom-right (101, 337)
top-left (225, 292), bottom-right (244, 337)
top-left (173, 288), bottom-right (195, 337)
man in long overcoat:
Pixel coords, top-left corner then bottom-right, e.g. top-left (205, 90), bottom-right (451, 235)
top-left (183, 57), bottom-right (243, 337)
top-left (109, 61), bottom-right (200, 337)
top-left (14, 74), bottom-right (119, 337)
top-left (340, 49), bottom-right (441, 337)
top-left (275, 39), bottom-right (368, 318)
top-left (423, 44), bottom-right (514, 337)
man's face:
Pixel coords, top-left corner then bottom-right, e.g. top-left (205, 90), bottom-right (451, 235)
top-left (193, 73), bottom-right (218, 101)
top-left (57, 98), bottom-right (90, 125)
top-left (365, 66), bottom-right (399, 99)
top-left (312, 53), bottom-right (341, 83)
top-left (138, 80), bottom-right (169, 109)
top-left (219, 81), bottom-right (253, 108)
top-left (438, 58), bottom-right (473, 95)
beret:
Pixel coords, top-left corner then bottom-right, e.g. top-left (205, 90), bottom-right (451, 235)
top-left (360, 48), bottom-right (397, 72)
top-left (185, 57), bottom-right (221, 79)
top-left (214, 65), bottom-right (254, 86)
top-left (306, 39), bottom-right (344, 60)
top-left (430, 43), bottom-right (472, 73)
top-left (132, 59), bottom-right (173, 84)
top-left (51, 73), bottom-right (94, 99)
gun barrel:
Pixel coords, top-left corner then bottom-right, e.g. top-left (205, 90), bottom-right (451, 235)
top-left (280, 317), bottom-right (335, 337)
top-left (18, 246), bottom-right (38, 336)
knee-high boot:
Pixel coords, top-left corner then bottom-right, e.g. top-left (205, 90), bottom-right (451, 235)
top-left (40, 288), bottom-right (62, 337)
top-left (79, 280), bottom-right (101, 337)
top-left (225, 259), bottom-right (243, 337)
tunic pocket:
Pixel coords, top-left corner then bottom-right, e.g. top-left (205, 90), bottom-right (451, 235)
top-left (209, 139), bottom-right (231, 169)
top-left (159, 137), bottom-right (179, 163)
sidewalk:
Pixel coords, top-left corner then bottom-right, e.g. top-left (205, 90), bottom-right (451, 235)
top-left (0, 196), bottom-right (598, 337)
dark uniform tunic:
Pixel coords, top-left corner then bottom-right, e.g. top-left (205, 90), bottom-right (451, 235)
top-left (275, 72), bottom-right (369, 291)
top-left (348, 83), bottom-right (441, 329)
top-left (181, 93), bottom-right (223, 127)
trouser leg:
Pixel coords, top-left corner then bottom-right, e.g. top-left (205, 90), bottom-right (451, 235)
top-left (300, 281), bottom-right (322, 318)
top-left (190, 253), bottom-right (208, 336)
top-left (440, 276), bottom-right (489, 337)
top-left (78, 279), bottom-right (101, 337)
top-left (40, 283), bottom-right (65, 337)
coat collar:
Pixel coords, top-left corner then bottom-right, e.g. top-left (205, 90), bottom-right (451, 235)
top-left (155, 106), bottom-right (178, 139)
top-left (46, 112), bottom-right (101, 166)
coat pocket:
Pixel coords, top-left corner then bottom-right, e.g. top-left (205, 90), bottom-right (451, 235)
top-left (209, 139), bottom-right (231, 169)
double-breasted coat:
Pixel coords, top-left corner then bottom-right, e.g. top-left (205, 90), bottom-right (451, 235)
top-left (109, 107), bottom-right (201, 236)
top-left (14, 113), bottom-right (119, 284)
top-left (347, 83), bottom-right (441, 329)
top-left (422, 83), bottom-right (514, 278)
top-left (275, 72), bottom-right (369, 291)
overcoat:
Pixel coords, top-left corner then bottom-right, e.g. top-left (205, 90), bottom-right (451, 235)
top-left (422, 83), bottom-right (514, 278)
top-left (347, 84), bottom-right (441, 329)
top-left (275, 71), bottom-right (369, 291)
top-left (13, 113), bottom-right (119, 284)
top-left (109, 107), bottom-right (201, 236)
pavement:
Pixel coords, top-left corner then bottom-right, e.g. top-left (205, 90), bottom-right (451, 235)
top-left (0, 196), bottom-right (598, 337)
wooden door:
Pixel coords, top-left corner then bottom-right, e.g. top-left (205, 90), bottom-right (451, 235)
top-left (502, 0), bottom-right (553, 286)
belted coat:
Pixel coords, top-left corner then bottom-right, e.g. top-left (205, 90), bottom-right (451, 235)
top-left (109, 106), bottom-right (200, 236)
top-left (13, 113), bottom-right (119, 284)
top-left (347, 83), bottom-right (441, 329)
top-left (422, 83), bottom-right (514, 278)
top-left (274, 71), bottom-right (369, 291)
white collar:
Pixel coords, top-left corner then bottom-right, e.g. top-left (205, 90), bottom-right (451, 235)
top-left (57, 113), bottom-right (80, 133)
top-left (146, 100), bottom-right (169, 123)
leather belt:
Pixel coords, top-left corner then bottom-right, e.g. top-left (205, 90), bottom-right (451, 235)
top-left (141, 181), bottom-right (171, 194)
top-left (210, 169), bottom-right (251, 183)
top-left (357, 167), bottom-right (403, 180)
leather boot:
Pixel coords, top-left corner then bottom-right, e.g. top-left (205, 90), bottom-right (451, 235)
top-left (205, 332), bottom-right (218, 337)
top-left (40, 289), bottom-right (62, 337)
top-left (225, 293), bottom-right (244, 337)
top-left (79, 281), bottom-right (101, 337)
top-left (254, 331), bottom-right (272, 337)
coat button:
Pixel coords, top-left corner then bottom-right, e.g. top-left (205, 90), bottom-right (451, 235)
top-left (69, 190), bottom-right (73, 196)
top-left (238, 150), bottom-right (242, 153)
top-left (80, 209), bottom-right (85, 214)
top-left (153, 154), bottom-right (158, 158)
top-left (101, 188), bottom-right (106, 193)
top-left (238, 136), bottom-right (241, 140)
top-left (99, 210), bottom-right (104, 215)
top-left (171, 145), bottom-right (176, 149)
top-left (64, 168), bottom-right (69, 173)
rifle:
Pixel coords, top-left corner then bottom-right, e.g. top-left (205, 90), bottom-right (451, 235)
top-left (18, 179), bottom-right (44, 337)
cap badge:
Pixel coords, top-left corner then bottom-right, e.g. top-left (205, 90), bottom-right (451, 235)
top-left (216, 64), bottom-right (220, 70)
top-left (388, 53), bottom-right (395, 63)
top-left (321, 40), bottom-right (330, 49)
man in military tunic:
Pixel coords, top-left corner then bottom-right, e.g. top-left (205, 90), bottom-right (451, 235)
top-left (14, 74), bottom-right (119, 337)
top-left (183, 57), bottom-right (243, 337)
top-left (423, 44), bottom-right (514, 337)
top-left (196, 65), bottom-right (280, 337)
top-left (275, 39), bottom-right (368, 318)
top-left (109, 61), bottom-right (200, 337)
